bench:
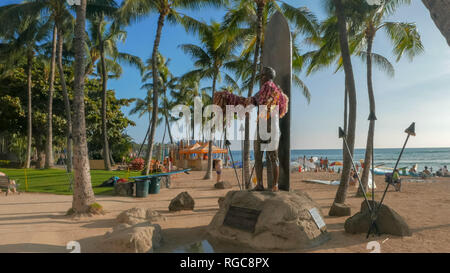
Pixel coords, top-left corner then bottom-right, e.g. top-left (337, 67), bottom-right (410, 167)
top-left (0, 176), bottom-right (19, 196)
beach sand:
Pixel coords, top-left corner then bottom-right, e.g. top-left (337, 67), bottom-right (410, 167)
top-left (0, 169), bottom-right (450, 253)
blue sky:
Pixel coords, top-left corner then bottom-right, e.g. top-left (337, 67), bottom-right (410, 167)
top-left (5, 0), bottom-right (449, 150)
top-left (109, 0), bottom-right (450, 150)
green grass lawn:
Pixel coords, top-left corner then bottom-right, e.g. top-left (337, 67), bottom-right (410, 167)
top-left (0, 168), bottom-right (142, 195)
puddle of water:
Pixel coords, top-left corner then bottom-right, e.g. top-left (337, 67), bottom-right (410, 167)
top-left (172, 240), bottom-right (215, 253)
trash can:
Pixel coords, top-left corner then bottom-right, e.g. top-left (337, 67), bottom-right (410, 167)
top-left (149, 177), bottom-right (161, 194)
top-left (135, 180), bottom-right (149, 198)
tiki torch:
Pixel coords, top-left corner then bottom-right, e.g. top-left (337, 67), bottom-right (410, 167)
top-left (367, 122), bottom-right (416, 238)
top-left (225, 139), bottom-right (242, 190)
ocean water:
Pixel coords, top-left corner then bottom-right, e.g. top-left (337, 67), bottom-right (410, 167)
top-left (228, 147), bottom-right (450, 172)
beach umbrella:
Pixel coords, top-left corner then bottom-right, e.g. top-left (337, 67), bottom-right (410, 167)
top-left (330, 161), bottom-right (343, 167)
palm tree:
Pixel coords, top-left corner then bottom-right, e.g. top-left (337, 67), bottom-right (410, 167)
top-left (180, 19), bottom-right (243, 180)
top-left (119, 0), bottom-right (227, 175)
top-left (355, 0), bottom-right (424, 195)
top-left (88, 13), bottom-right (143, 170)
top-left (53, 3), bottom-right (75, 173)
top-left (141, 54), bottom-right (178, 144)
top-left (422, 0), bottom-right (450, 46)
top-left (71, 0), bottom-right (97, 213)
top-left (224, 0), bottom-right (319, 186)
top-left (0, 5), bottom-right (51, 169)
top-left (44, 23), bottom-right (57, 169)
top-left (328, 0), bottom-right (358, 213)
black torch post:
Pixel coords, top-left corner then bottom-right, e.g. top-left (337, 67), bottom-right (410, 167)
top-left (339, 127), bottom-right (373, 214)
top-left (225, 139), bottom-right (242, 190)
top-left (368, 111), bottom-right (377, 204)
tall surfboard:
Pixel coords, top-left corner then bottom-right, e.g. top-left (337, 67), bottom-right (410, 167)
top-left (262, 11), bottom-right (292, 191)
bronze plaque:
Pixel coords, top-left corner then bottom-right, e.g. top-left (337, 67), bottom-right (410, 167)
top-left (223, 206), bottom-right (261, 233)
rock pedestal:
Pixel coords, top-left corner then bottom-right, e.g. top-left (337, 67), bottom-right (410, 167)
top-left (208, 190), bottom-right (329, 250)
top-left (214, 181), bottom-right (232, 189)
top-left (169, 191), bottom-right (195, 211)
top-left (344, 200), bottom-right (411, 236)
top-left (329, 202), bottom-right (351, 217)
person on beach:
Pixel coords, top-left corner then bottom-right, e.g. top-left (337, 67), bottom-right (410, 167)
top-left (443, 165), bottom-right (449, 176)
top-left (349, 169), bottom-right (357, 187)
top-left (213, 159), bottom-right (223, 183)
top-left (213, 66), bottom-right (289, 192)
top-left (423, 166), bottom-right (431, 176)
top-left (392, 170), bottom-right (401, 192)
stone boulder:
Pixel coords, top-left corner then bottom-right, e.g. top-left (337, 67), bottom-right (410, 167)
top-left (169, 192), bottom-right (195, 212)
top-left (214, 181), bottom-right (232, 189)
top-left (329, 202), bottom-right (351, 217)
top-left (116, 207), bottom-right (166, 225)
top-left (208, 190), bottom-right (330, 250)
top-left (102, 222), bottom-right (162, 253)
top-left (344, 200), bottom-right (411, 236)
top-left (114, 182), bottom-right (134, 197)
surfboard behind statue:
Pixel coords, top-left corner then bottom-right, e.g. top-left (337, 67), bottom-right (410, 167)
top-left (262, 11), bottom-right (292, 191)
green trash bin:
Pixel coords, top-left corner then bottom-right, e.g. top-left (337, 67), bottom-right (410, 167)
top-left (135, 180), bottom-right (149, 198)
top-left (149, 177), bottom-right (161, 194)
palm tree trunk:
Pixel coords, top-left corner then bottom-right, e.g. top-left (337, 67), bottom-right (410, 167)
top-left (57, 26), bottom-right (73, 173)
top-left (243, 1), bottom-right (265, 189)
top-left (45, 24), bottom-right (57, 169)
top-left (344, 86), bottom-right (348, 134)
top-left (358, 35), bottom-right (376, 196)
top-left (144, 12), bottom-right (166, 175)
top-left (25, 49), bottom-right (33, 169)
top-left (163, 92), bottom-right (174, 144)
top-left (204, 69), bottom-right (218, 180)
top-left (99, 15), bottom-right (112, 171)
top-left (164, 111), bottom-right (173, 144)
top-left (71, 0), bottom-right (96, 213)
top-left (331, 0), bottom-right (358, 208)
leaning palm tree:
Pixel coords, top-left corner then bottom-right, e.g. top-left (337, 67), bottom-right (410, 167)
top-left (119, 0), bottom-right (227, 175)
top-left (180, 19), bottom-right (244, 180)
top-left (224, 0), bottom-right (319, 186)
top-left (328, 0), bottom-right (359, 214)
top-left (355, 0), bottom-right (424, 195)
top-left (0, 6), bottom-right (51, 169)
top-left (71, 0), bottom-right (97, 214)
top-left (88, 14), bottom-right (143, 170)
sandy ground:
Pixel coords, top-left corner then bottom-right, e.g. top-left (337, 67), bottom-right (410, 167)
top-left (1, 169), bottom-right (450, 253)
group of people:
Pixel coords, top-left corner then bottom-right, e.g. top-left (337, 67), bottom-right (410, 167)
top-left (421, 165), bottom-right (449, 177)
top-left (301, 156), bottom-right (333, 172)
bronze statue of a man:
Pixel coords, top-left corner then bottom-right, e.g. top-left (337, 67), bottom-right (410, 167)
top-left (214, 66), bottom-right (289, 192)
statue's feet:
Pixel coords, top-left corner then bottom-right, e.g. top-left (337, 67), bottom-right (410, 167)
top-left (271, 184), bottom-right (279, 192)
top-left (251, 184), bottom-right (265, 191)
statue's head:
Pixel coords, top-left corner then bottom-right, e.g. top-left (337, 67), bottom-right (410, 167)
top-left (261, 66), bottom-right (276, 83)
